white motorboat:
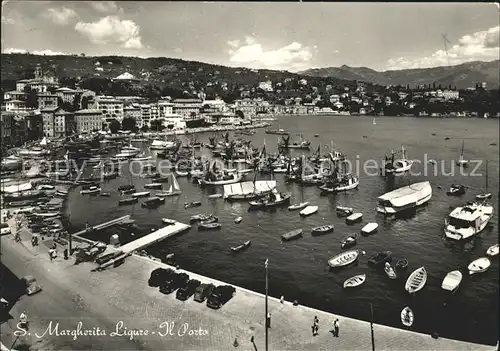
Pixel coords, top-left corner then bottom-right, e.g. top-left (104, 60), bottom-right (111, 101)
top-left (441, 270), bottom-right (463, 293)
top-left (388, 146), bottom-right (413, 175)
top-left (377, 181), bottom-right (432, 215)
top-left (384, 263), bottom-right (397, 279)
top-left (343, 274), bottom-right (366, 288)
top-left (486, 244), bottom-right (499, 257)
top-left (468, 257), bottom-right (491, 275)
top-left (157, 173), bottom-right (182, 196)
top-left (346, 212), bottom-right (363, 224)
top-left (401, 307), bottom-right (414, 327)
top-left (234, 216), bottom-right (243, 224)
top-left (444, 201), bottom-right (493, 240)
top-left (405, 266), bottom-right (427, 294)
top-left (328, 250), bottom-right (360, 268)
top-left (80, 186), bottom-right (100, 195)
top-left (361, 222), bottom-right (378, 235)
top-left (131, 191), bottom-right (150, 198)
top-left (334, 174), bottom-right (360, 191)
top-left (299, 205), bottom-right (318, 217)
top-left (288, 202), bottom-right (309, 211)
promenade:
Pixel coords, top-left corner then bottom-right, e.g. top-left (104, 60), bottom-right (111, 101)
top-left (0, 220), bottom-right (495, 351)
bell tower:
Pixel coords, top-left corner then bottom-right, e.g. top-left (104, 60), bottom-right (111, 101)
top-left (34, 64), bottom-right (42, 80)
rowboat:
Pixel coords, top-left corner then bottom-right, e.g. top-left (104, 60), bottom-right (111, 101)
top-left (311, 224), bottom-right (334, 236)
top-left (468, 257), bottom-right (491, 275)
top-left (208, 193), bottom-right (223, 199)
top-left (336, 206), bottom-right (353, 217)
top-left (328, 250), bottom-right (360, 268)
top-left (361, 222), bottom-right (378, 235)
top-left (288, 202), bottom-right (309, 211)
top-left (231, 240), bottom-right (251, 252)
top-left (441, 270), bottom-right (462, 293)
top-left (162, 218), bottom-right (176, 225)
top-left (198, 223), bottom-right (221, 230)
top-left (384, 263), bottom-right (397, 279)
top-left (118, 197), bottom-right (138, 206)
top-left (189, 213), bottom-right (212, 223)
top-left (235, 217), bottom-right (243, 224)
top-left (346, 212), bottom-right (363, 224)
top-left (184, 201), bottom-right (202, 209)
top-left (131, 191), bottom-right (150, 198)
top-left (281, 229), bottom-right (303, 241)
top-left (80, 187), bottom-right (100, 195)
top-left (486, 244), bottom-right (499, 257)
top-left (200, 216), bottom-right (218, 225)
top-left (341, 234), bottom-right (357, 249)
top-left (144, 183), bottom-right (163, 189)
top-left (343, 274), bottom-right (366, 288)
top-left (401, 307), bottom-right (414, 327)
top-left (476, 192), bottom-right (492, 200)
top-left (396, 258), bottom-right (408, 270)
top-left (405, 267), bottom-right (427, 294)
top-left (99, 192), bottom-right (111, 197)
top-left (299, 205), bottom-right (318, 217)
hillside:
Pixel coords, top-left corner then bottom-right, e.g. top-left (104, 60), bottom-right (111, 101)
top-left (300, 60), bottom-right (500, 89)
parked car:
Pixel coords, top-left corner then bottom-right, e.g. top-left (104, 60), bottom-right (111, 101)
top-left (0, 223), bottom-right (11, 235)
top-left (159, 273), bottom-right (189, 294)
top-left (176, 279), bottom-right (201, 301)
top-left (194, 283), bottom-right (215, 303)
top-left (206, 285), bottom-right (236, 309)
top-left (148, 268), bottom-right (175, 287)
top-left (20, 275), bottom-right (42, 296)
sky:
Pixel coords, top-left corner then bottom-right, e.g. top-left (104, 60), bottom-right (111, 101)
top-left (1, 1), bottom-right (499, 72)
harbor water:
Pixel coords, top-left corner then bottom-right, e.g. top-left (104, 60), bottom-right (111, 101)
top-left (66, 115), bottom-right (499, 345)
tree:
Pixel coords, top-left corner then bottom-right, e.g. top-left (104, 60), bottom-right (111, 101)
top-left (235, 110), bottom-right (244, 119)
top-left (122, 117), bottom-right (137, 131)
top-left (81, 95), bottom-right (92, 110)
top-left (24, 86), bottom-right (38, 108)
top-left (72, 93), bottom-right (82, 111)
top-left (150, 119), bottom-right (164, 132)
top-left (141, 125), bottom-right (149, 132)
top-left (108, 119), bottom-right (120, 134)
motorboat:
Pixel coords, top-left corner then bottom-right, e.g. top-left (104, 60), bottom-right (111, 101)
top-left (361, 222), bottom-right (378, 235)
top-left (200, 216), bottom-right (218, 225)
top-left (234, 217), bottom-right (243, 224)
top-left (288, 202), bottom-right (309, 211)
top-left (144, 183), bottom-right (163, 190)
top-left (441, 270), bottom-right (463, 293)
top-left (141, 196), bottom-right (165, 209)
top-left (401, 307), bottom-right (414, 327)
top-left (486, 244), bottom-right (499, 257)
top-left (341, 234), bottom-right (357, 249)
top-left (299, 205), bottom-right (318, 217)
top-left (224, 180), bottom-right (276, 201)
top-left (185, 201), bottom-right (202, 209)
top-left (444, 201), bottom-right (493, 240)
top-left (198, 222), bottom-right (221, 230)
top-left (384, 146), bottom-right (413, 175)
top-left (447, 184), bottom-right (466, 196)
top-left (118, 197), bottom-right (138, 206)
top-left (281, 229), bottom-right (303, 241)
top-left (405, 267), bottom-right (427, 294)
top-left (384, 263), bottom-right (397, 279)
top-left (80, 186), bottom-right (100, 195)
top-left (231, 240), bottom-right (251, 252)
top-left (336, 206), bottom-right (353, 217)
top-left (132, 191), bottom-right (150, 198)
top-left (248, 191), bottom-right (291, 209)
top-left (328, 250), bottom-right (360, 268)
top-left (346, 212), bottom-right (363, 224)
top-left (377, 181), bottom-right (432, 215)
top-left (162, 218), bottom-right (176, 225)
top-left (189, 213), bottom-right (213, 223)
top-left (343, 274), bottom-right (366, 288)
top-left (468, 257), bottom-right (491, 275)
top-left (396, 259), bottom-right (408, 270)
top-left (333, 174), bottom-right (360, 192)
top-left (311, 224), bottom-right (334, 236)
top-left (368, 251), bottom-right (392, 266)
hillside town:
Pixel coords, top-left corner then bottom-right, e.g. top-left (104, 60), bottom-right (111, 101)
top-left (1, 62), bottom-right (498, 149)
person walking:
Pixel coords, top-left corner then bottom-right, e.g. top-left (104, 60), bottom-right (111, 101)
top-left (334, 318), bottom-right (340, 337)
top-left (19, 311), bottom-right (28, 329)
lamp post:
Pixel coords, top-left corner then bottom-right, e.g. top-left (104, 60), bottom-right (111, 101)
top-left (265, 258), bottom-right (268, 351)
top-left (370, 303), bottom-right (375, 351)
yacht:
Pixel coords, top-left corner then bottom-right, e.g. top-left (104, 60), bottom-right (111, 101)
top-left (377, 181), bottom-right (432, 214)
top-left (444, 201), bottom-right (494, 240)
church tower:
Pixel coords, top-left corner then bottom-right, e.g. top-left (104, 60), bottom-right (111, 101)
top-left (34, 64), bottom-right (43, 80)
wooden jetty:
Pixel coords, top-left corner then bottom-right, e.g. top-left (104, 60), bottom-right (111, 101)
top-left (72, 215), bottom-right (132, 238)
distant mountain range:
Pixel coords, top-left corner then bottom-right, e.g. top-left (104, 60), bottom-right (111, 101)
top-left (300, 60), bottom-right (499, 89)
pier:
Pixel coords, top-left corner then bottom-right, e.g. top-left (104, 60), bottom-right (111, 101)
top-left (71, 215), bottom-right (132, 238)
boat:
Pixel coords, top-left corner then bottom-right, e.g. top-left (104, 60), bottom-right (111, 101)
top-left (336, 206), bottom-right (353, 217)
top-left (368, 251), bottom-right (392, 266)
top-left (1, 156), bottom-right (22, 171)
top-left (131, 191), bottom-right (150, 198)
top-left (383, 146), bottom-right (413, 175)
top-left (176, 169), bottom-right (189, 177)
top-left (341, 234), bottom-right (357, 249)
top-left (198, 222), bottom-right (221, 230)
top-left (118, 197), bottom-right (138, 206)
top-left (131, 155), bottom-right (152, 161)
top-left (157, 173), bottom-right (182, 197)
top-left (328, 250), bottom-right (360, 268)
top-left (185, 201), bottom-right (202, 209)
top-left (288, 202), bottom-right (309, 211)
top-left (99, 192), bottom-right (111, 197)
top-left (444, 201), bottom-right (494, 240)
top-left (447, 184), bottom-right (466, 196)
top-left (281, 229), bottom-right (303, 241)
top-left (346, 212), bottom-right (363, 224)
top-left (361, 223), bottom-right (378, 235)
top-left (118, 184), bottom-right (135, 192)
top-left (234, 217), bottom-right (243, 224)
top-left (343, 274), bottom-right (366, 288)
top-left (144, 183), bottom-right (163, 190)
top-left (162, 218), bottom-right (176, 225)
top-left (141, 196), bottom-right (165, 208)
top-left (401, 307), bottom-right (414, 327)
top-left (441, 270), bottom-right (463, 293)
top-left (299, 205), bottom-right (318, 217)
top-left (468, 257), bottom-right (491, 275)
top-left (384, 263), bottom-right (397, 279)
top-left (249, 190), bottom-right (291, 209)
top-left (456, 140), bottom-right (468, 167)
top-left (80, 186), bottom-right (100, 195)
top-left (476, 160), bottom-right (492, 200)
top-left (231, 240), bottom-right (251, 252)
top-left (405, 267), bottom-right (427, 293)
top-left (311, 224), bottom-right (334, 236)
top-left (283, 135), bottom-right (311, 150)
top-left (377, 181), bottom-right (432, 215)
top-left (150, 139), bottom-right (178, 150)
top-left (208, 193), bottom-right (223, 199)
top-left (486, 244), bottom-right (499, 257)
top-left (200, 216), bottom-right (218, 225)
top-left (199, 172), bottom-right (243, 186)
top-left (265, 128), bottom-right (289, 135)
top-left (395, 259), bottom-right (408, 270)
top-left (224, 180), bottom-right (276, 200)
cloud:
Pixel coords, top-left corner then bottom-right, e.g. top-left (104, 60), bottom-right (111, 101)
top-left (42, 7), bottom-right (78, 25)
top-left (90, 1), bottom-right (120, 13)
top-left (387, 25), bottom-right (500, 70)
top-left (75, 16), bottom-right (143, 49)
top-left (227, 37), bottom-right (313, 71)
top-left (3, 48), bottom-right (66, 55)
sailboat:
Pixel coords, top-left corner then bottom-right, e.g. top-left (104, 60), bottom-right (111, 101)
top-left (456, 140), bottom-right (468, 167)
top-left (157, 173), bottom-right (182, 197)
top-left (476, 160), bottom-right (492, 200)
top-left (319, 154), bottom-right (359, 193)
top-left (288, 180), bottom-right (309, 210)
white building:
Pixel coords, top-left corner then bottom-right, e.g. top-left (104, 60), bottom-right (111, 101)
top-left (329, 94), bottom-right (340, 103)
top-left (123, 105), bottom-right (142, 127)
top-left (258, 81), bottom-right (273, 92)
top-left (157, 101), bottom-right (174, 117)
top-left (94, 96), bottom-right (124, 121)
top-left (5, 100), bottom-right (34, 113)
top-left (442, 90), bottom-right (460, 100)
top-left (299, 79), bottom-right (308, 86)
top-left (75, 109), bottom-right (103, 134)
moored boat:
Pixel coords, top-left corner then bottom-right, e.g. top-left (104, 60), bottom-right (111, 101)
top-left (157, 173), bottom-right (182, 196)
top-left (346, 212), bottom-right (363, 224)
top-left (468, 257), bottom-right (491, 275)
top-left (248, 191), bottom-right (291, 209)
top-left (441, 270), bottom-right (463, 293)
top-left (189, 213), bottom-right (213, 223)
top-left (162, 218), bottom-right (176, 225)
top-left (328, 250), bottom-right (360, 268)
top-left (281, 229), bottom-right (303, 241)
top-left (144, 183), bottom-right (163, 189)
top-left (336, 206), bottom-right (353, 217)
top-left (224, 180), bottom-right (276, 201)
top-left (405, 266), bottom-right (427, 293)
top-left (118, 197), bottom-right (138, 206)
top-left (401, 307), bottom-right (414, 327)
top-left (343, 274), bottom-right (366, 288)
top-left (311, 224), bottom-right (334, 236)
top-left (234, 216), bottom-right (243, 224)
top-left (80, 186), bottom-right (100, 195)
top-left (132, 191), bottom-right (150, 198)
top-left (100, 192), bottom-right (111, 197)
top-left (185, 201), bottom-right (202, 209)
top-left (486, 244), bottom-right (499, 257)
top-left (198, 222), bottom-right (221, 230)
top-left (231, 240), bottom-right (251, 252)
top-left (444, 201), bottom-right (493, 240)
top-left (208, 193), bottom-right (223, 199)
top-left (384, 262), bottom-right (397, 279)
top-left (288, 202), bottom-right (309, 211)
top-left (141, 196), bottom-right (165, 208)
top-left (447, 184), bottom-right (466, 196)
top-left (377, 181), bottom-right (432, 215)
top-left (396, 258), bottom-right (408, 270)
top-left (341, 234), bottom-right (357, 249)
top-left (299, 205), bottom-right (318, 217)
top-left (361, 222), bottom-right (378, 235)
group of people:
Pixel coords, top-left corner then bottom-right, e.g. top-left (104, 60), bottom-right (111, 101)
top-left (311, 316), bottom-right (340, 337)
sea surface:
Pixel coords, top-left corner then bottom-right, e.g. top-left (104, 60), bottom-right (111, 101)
top-left (66, 115), bottom-right (499, 345)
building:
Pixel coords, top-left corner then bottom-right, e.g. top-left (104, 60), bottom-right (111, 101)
top-left (17, 64), bottom-right (59, 93)
top-left (54, 110), bottom-right (76, 137)
top-left (41, 106), bottom-right (59, 137)
top-left (123, 104), bottom-right (142, 128)
top-left (25, 112), bottom-right (44, 141)
top-left (3, 91), bottom-right (25, 101)
top-left (157, 101), bottom-right (174, 117)
top-left (139, 104), bottom-right (153, 127)
top-left (172, 99), bottom-right (203, 118)
top-left (258, 81), bottom-right (273, 92)
top-left (442, 90), bottom-right (460, 101)
top-left (94, 96), bottom-right (124, 122)
top-left (0, 112), bottom-right (14, 145)
top-left (74, 109), bottom-right (103, 134)
top-left (299, 79), bottom-right (308, 86)
top-left (112, 72), bottom-right (140, 82)
top-left (233, 99), bottom-right (258, 119)
top-left (37, 93), bottom-right (59, 110)
top-left (5, 100), bottom-right (34, 114)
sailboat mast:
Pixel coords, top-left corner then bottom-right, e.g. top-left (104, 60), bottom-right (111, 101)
top-left (485, 160), bottom-right (488, 191)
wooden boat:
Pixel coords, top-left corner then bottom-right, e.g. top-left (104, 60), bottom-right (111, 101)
top-left (447, 184), bottom-right (466, 196)
top-left (468, 257), bottom-right (491, 275)
top-left (396, 259), bottom-right (408, 270)
top-left (343, 274), bottom-right (366, 288)
top-left (141, 196), bottom-right (165, 208)
top-left (311, 224), bottom-right (334, 236)
top-left (368, 251), bottom-right (392, 266)
top-left (401, 307), bottom-right (414, 327)
top-left (224, 180), bottom-right (276, 201)
top-left (441, 270), bottom-right (463, 293)
top-left (341, 234), bottom-right (357, 249)
top-left (208, 193), bottom-right (223, 199)
top-left (199, 173), bottom-right (243, 186)
top-left (132, 191), bottom-right (150, 198)
top-left (405, 267), bottom-right (427, 293)
top-left (384, 263), bottom-right (397, 279)
top-left (198, 222), bottom-right (221, 230)
top-left (328, 250), bottom-right (360, 268)
top-left (361, 222), bottom-right (378, 235)
top-left (288, 202), bottom-right (309, 211)
top-left (99, 192), bottom-right (111, 197)
top-left (234, 216), bottom-right (243, 224)
top-left (118, 184), bottom-right (135, 192)
top-left (336, 206), bottom-right (353, 217)
top-left (281, 229), bottom-right (303, 241)
top-left (200, 216), bottom-right (218, 225)
top-left (486, 244), bottom-right (499, 257)
top-left (249, 192), bottom-right (291, 209)
top-left (189, 213), bottom-right (212, 223)
top-left (184, 201), bottom-right (202, 209)
top-left (346, 212), bottom-right (363, 224)
top-left (162, 218), bottom-right (176, 225)
top-left (231, 240), bottom-right (251, 252)
top-left (118, 197), bottom-right (138, 206)
top-left (299, 205), bottom-right (318, 217)
top-left (80, 186), bottom-right (100, 195)
top-left (144, 183), bottom-right (163, 189)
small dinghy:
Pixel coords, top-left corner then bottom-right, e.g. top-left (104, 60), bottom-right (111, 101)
top-left (396, 258), bottom-right (408, 270)
top-left (328, 250), bottom-right (360, 268)
top-left (311, 224), bottom-right (334, 236)
top-left (341, 234), bottom-right (357, 249)
top-left (343, 274), bottom-right (366, 288)
top-left (368, 251), bottom-right (392, 266)
top-left (475, 193), bottom-right (492, 200)
top-left (384, 262), bottom-right (397, 279)
top-left (486, 244), bottom-right (499, 257)
top-left (336, 206), bottom-right (353, 217)
top-left (447, 184), bottom-right (466, 196)
top-left (200, 216), bottom-right (218, 225)
top-left (401, 307), bottom-right (414, 327)
top-left (231, 240), bottom-right (251, 252)
top-left (468, 257), bottom-right (491, 275)
top-left (144, 183), bottom-right (163, 189)
top-left (185, 201), bottom-right (202, 209)
top-left (100, 192), bottom-right (111, 197)
top-left (346, 212), bottom-right (363, 224)
top-left (132, 191), bottom-right (150, 198)
top-left (198, 222), bottom-right (221, 230)
top-left (361, 222), bottom-right (378, 235)
top-left (281, 229), bottom-right (303, 241)
top-left (208, 193), bottom-right (223, 199)
top-left (118, 197), bottom-right (138, 206)
top-left (441, 270), bottom-right (462, 293)
top-left (405, 267), bottom-right (427, 294)
top-left (235, 216), bottom-right (243, 224)
top-left (300, 205), bottom-right (318, 217)
top-left (162, 218), bottom-right (176, 225)
top-left (288, 202), bottom-right (309, 211)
